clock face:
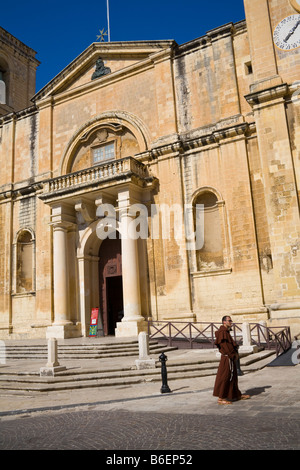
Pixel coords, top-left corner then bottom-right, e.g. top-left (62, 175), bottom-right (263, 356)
top-left (273, 14), bottom-right (300, 51)
top-left (290, 0), bottom-right (300, 13)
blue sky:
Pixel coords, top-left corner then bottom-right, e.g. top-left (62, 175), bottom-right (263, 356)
top-left (1, 0), bottom-right (245, 92)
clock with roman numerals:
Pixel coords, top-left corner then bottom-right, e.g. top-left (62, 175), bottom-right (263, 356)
top-left (273, 14), bottom-right (300, 51)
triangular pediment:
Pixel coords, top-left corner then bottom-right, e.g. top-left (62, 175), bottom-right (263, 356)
top-left (33, 40), bottom-right (176, 102)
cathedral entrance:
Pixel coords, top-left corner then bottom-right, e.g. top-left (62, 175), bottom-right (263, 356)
top-left (99, 236), bottom-right (123, 336)
top-left (106, 276), bottom-right (123, 335)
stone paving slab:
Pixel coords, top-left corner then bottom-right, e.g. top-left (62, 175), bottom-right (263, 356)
top-left (0, 339), bottom-right (298, 451)
top-left (0, 358), bottom-right (299, 417)
top-left (1, 407), bottom-right (299, 450)
top-left (0, 365), bottom-right (299, 450)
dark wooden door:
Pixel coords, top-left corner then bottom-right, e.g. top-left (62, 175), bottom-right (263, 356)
top-left (98, 237), bottom-right (123, 335)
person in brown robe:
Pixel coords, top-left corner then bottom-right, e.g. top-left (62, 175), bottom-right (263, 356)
top-left (213, 316), bottom-right (250, 405)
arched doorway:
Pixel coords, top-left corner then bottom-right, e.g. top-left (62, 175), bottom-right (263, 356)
top-left (99, 235), bottom-right (124, 335)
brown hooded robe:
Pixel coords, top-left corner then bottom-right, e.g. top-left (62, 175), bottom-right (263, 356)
top-left (213, 325), bottom-right (242, 400)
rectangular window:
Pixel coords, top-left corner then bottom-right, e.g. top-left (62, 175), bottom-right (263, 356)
top-left (93, 142), bottom-right (115, 163)
top-left (245, 61), bottom-right (253, 75)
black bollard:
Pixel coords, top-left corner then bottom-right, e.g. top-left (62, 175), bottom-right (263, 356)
top-left (159, 352), bottom-right (172, 393)
top-left (236, 354), bottom-right (243, 376)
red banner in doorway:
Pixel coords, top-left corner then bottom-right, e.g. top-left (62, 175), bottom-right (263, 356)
top-left (89, 308), bottom-right (99, 336)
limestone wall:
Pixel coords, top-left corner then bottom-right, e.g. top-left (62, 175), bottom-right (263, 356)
top-left (0, 0), bottom-right (299, 338)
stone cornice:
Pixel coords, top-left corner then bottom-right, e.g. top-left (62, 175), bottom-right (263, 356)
top-left (147, 121), bottom-right (256, 158)
top-left (206, 22), bottom-right (234, 42)
top-left (245, 83), bottom-right (289, 108)
top-left (175, 20), bottom-right (246, 58)
top-left (0, 26), bottom-right (40, 66)
top-left (0, 105), bottom-right (38, 126)
top-left (0, 182), bottom-right (43, 202)
top-left (0, 118), bottom-right (257, 204)
top-left (0, 120), bottom-right (256, 203)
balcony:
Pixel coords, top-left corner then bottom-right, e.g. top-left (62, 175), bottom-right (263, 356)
top-left (39, 156), bottom-right (156, 203)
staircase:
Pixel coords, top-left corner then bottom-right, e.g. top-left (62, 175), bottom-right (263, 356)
top-left (3, 338), bottom-right (176, 361)
top-left (0, 338), bottom-right (276, 393)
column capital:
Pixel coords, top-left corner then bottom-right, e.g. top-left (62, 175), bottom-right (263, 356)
top-left (117, 186), bottom-right (141, 206)
top-left (49, 202), bottom-right (77, 228)
top-left (50, 221), bottom-right (76, 232)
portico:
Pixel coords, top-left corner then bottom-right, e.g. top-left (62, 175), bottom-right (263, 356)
top-left (39, 156), bottom-right (158, 338)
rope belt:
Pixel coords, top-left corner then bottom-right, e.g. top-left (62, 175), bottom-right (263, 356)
top-left (221, 354), bottom-right (234, 381)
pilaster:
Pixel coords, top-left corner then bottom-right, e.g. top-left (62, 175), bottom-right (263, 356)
top-left (243, 0), bottom-right (282, 92)
top-left (245, 84), bottom-right (300, 303)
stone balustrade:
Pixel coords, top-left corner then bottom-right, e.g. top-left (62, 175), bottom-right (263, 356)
top-left (41, 157), bottom-right (150, 198)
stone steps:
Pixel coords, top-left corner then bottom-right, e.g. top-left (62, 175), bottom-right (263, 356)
top-left (0, 350), bottom-right (276, 393)
top-left (3, 340), bottom-right (177, 360)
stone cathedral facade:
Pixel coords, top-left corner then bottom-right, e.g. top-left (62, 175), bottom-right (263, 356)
top-left (0, 0), bottom-right (299, 340)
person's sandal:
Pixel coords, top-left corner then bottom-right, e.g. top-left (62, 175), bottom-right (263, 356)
top-left (239, 394), bottom-right (250, 400)
top-left (218, 399), bottom-right (232, 405)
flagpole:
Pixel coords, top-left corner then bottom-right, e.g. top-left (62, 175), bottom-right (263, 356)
top-left (107, 0), bottom-right (111, 42)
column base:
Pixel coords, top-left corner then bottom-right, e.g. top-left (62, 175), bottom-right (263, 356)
top-left (135, 358), bottom-right (156, 370)
top-left (239, 345), bottom-right (259, 354)
top-left (46, 323), bottom-right (81, 339)
top-left (40, 365), bottom-right (66, 377)
top-left (115, 319), bottom-right (148, 338)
